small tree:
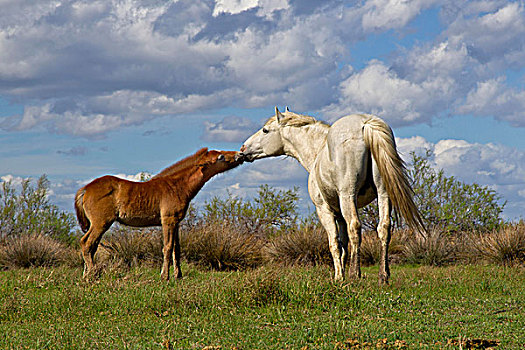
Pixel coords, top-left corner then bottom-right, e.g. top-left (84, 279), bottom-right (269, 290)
top-left (203, 184), bottom-right (299, 236)
top-left (359, 150), bottom-right (505, 233)
top-left (409, 151), bottom-right (504, 233)
top-left (0, 175), bottom-right (76, 244)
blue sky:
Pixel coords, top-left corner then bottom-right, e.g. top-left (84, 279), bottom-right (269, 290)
top-left (0, 0), bottom-right (524, 220)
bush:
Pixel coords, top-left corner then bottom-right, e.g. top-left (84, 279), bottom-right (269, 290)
top-left (401, 228), bottom-right (455, 266)
top-left (0, 234), bottom-right (67, 269)
top-left (98, 226), bottom-right (163, 269)
top-left (468, 223), bottom-right (525, 266)
top-left (264, 223), bottom-right (331, 267)
top-left (182, 221), bottom-right (263, 271)
top-left (359, 151), bottom-right (505, 233)
top-left (409, 151), bottom-right (504, 233)
top-left (203, 184), bottom-right (299, 237)
top-left (0, 175), bottom-right (77, 244)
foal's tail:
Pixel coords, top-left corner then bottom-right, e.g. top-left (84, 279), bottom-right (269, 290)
top-left (362, 116), bottom-right (426, 233)
top-left (74, 188), bottom-right (90, 233)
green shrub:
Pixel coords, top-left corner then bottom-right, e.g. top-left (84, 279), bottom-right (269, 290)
top-left (0, 175), bottom-right (77, 244)
top-left (359, 151), bottom-right (505, 233)
top-left (202, 184), bottom-right (299, 237)
top-left (409, 151), bottom-right (504, 233)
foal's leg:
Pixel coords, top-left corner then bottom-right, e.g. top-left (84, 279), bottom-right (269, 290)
top-left (316, 205), bottom-right (344, 281)
top-left (172, 223), bottom-right (182, 279)
top-left (160, 216), bottom-right (176, 281)
top-left (80, 222), bottom-right (110, 278)
top-left (340, 194), bottom-right (362, 279)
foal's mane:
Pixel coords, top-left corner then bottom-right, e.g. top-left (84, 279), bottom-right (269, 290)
top-left (266, 111), bottom-right (330, 128)
top-left (152, 148), bottom-right (209, 179)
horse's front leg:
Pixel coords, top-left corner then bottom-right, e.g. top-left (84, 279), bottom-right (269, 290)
top-left (160, 216), bottom-right (176, 281)
top-left (316, 205), bottom-right (345, 281)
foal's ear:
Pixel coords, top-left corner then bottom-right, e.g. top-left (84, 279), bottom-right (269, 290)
top-left (275, 106), bottom-right (283, 123)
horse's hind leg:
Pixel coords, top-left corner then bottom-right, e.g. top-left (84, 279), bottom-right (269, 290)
top-left (374, 166), bottom-right (392, 284)
top-left (80, 222), bottom-right (110, 278)
top-left (340, 193), bottom-right (362, 280)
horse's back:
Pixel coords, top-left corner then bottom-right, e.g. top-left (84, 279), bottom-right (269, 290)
top-left (310, 114), bottom-right (378, 211)
top-left (327, 115), bottom-right (372, 182)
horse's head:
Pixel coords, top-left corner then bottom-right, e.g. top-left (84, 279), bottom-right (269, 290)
top-left (201, 150), bottom-right (244, 174)
top-left (239, 107), bottom-right (288, 162)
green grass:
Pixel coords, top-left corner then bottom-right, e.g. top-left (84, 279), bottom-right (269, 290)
top-left (1, 264), bottom-right (524, 349)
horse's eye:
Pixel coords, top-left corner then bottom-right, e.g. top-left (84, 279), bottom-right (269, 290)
top-left (262, 128), bottom-right (269, 134)
top-left (217, 154), bottom-right (225, 161)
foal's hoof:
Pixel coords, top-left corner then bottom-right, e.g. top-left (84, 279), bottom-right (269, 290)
top-left (82, 268), bottom-right (101, 282)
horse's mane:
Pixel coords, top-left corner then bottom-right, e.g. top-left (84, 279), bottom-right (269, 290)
top-left (152, 148), bottom-right (209, 179)
top-left (265, 111), bottom-right (330, 128)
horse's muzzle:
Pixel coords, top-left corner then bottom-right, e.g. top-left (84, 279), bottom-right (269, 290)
top-left (237, 145), bottom-right (254, 162)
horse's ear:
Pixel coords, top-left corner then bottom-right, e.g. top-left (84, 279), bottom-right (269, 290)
top-left (285, 106), bottom-right (290, 112)
top-left (275, 106), bottom-right (283, 123)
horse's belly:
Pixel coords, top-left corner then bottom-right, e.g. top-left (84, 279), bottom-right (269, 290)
top-left (117, 214), bottom-right (161, 227)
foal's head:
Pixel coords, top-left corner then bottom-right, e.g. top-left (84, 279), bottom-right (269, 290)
top-left (199, 150), bottom-right (243, 176)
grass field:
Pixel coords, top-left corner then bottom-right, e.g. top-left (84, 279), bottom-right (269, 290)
top-left (1, 264), bottom-right (524, 349)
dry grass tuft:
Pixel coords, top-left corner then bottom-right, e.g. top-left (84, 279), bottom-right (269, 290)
top-left (401, 227), bottom-right (455, 266)
top-left (360, 231), bottom-right (381, 266)
top-left (182, 221), bottom-right (263, 271)
top-left (0, 233), bottom-right (67, 269)
top-left (468, 223), bottom-right (525, 266)
top-left (264, 225), bottom-right (331, 267)
top-left (98, 227), bottom-right (163, 269)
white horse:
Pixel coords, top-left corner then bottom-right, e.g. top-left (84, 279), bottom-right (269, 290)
top-left (239, 107), bottom-right (424, 283)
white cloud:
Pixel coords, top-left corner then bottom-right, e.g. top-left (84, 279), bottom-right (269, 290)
top-left (458, 78), bottom-right (525, 127)
top-left (1, 174), bottom-right (26, 186)
top-left (0, 0), bottom-right (354, 136)
top-left (324, 0), bottom-right (525, 127)
top-left (0, 0), bottom-right (523, 143)
top-left (213, 0), bottom-right (259, 16)
top-left (362, 0), bottom-right (438, 31)
top-left (396, 136), bottom-right (433, 158)
top-left (323, 60), bottom-right (442, 125)
top-left (445, 2), bottom-right (525, 70)
top-left (202, 116), bottom-right (258, 143)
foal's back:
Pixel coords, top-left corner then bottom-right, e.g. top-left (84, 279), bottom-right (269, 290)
top-left (82, 175), bottom-right (179, 228)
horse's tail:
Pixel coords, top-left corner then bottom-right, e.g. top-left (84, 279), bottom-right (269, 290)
top-left (362, 116), bottom-right (426, 233)
top-left (74, 188), bottom-right (90, 233)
